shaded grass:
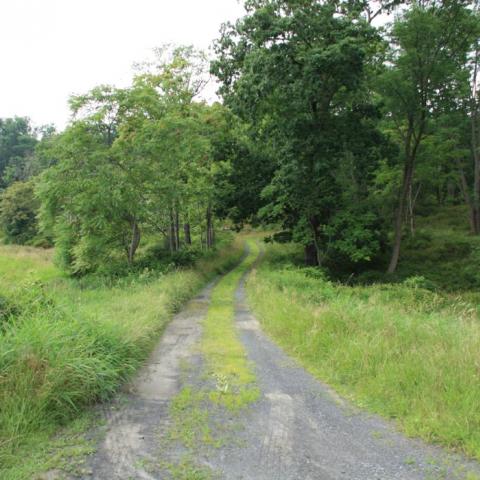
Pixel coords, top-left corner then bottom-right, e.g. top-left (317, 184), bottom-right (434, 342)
top-left (247, 242), bottom-right (480, 461)
top-left (353, 205), bottom-right (480, 292)
top-left (2, 413), bottom-right (97, 480)
top-left (0, 236), bottom-right (243, 479)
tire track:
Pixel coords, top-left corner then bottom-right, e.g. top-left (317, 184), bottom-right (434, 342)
top-left (79, 285), bottom-right (214, 480)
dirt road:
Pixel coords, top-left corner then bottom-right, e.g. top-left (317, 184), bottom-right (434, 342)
top-left (80, 247), bottom-right (480, 480)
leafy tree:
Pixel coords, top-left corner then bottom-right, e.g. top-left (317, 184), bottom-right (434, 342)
top-left (212, 0), bottom-right (389, 266)
top-left (37, 46), bottom-right (232, 274)
top-left (37, 121), bottom-right (137, 273)
top-left (0, 181), bottom-right (39, 244)
top-left (0, 117), bottom-right (37, 188)
top-left (465, 0), bottom-right (480, 234)
top-left (379, 1), bottom-right (479, 273)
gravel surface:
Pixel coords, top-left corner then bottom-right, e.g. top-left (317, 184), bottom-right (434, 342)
top-left (203, 274), bottom-right (480, 479)
top-left (78, 258), bottom-right (480, 480)
top-left (81, 283), bottom-right (214, 480)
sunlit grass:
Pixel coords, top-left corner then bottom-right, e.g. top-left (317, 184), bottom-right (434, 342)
top-left (247, 242), bottom-right (480, 461)
top-left (202, 238), bottom-right (259, 410)
top-left (0, 245), bottom-right (59, 293)
top-left (0, 237), bottom-right (243, 479)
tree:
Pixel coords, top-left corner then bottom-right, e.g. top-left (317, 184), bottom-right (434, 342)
top-left (37, 46), bottom-right (229, 274)
top-left (467, 1), bottom-right (480, 234)
top-left (0, 117), bottom-right (37, 188)
top-left (117, 107), bottom-right (214, 252)
top-left (379, 1), bottom-right (478, 273)
top-left (37, 121), bottom-right (142, 273)
top-left (0, 181), bottom-right (39, 244)
top-left (212, 0), bottom-right (388, 266)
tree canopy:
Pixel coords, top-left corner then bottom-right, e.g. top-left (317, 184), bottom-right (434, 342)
top-left (2, 1), bottom-right (480, 279)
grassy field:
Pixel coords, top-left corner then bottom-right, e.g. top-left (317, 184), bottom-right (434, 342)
top-left (0, 236), bottom-right (243, 479)
top-left (247, 241), bottom-right (480, 461)
top-left (0, 244), bottom-right (59, 290)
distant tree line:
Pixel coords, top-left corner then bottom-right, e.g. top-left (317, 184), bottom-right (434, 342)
top-left (0, 118), bottom-right (56, 246)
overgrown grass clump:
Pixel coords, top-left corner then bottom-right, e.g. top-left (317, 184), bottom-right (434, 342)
top-left (247, 242), bottom-right (480, 460)
top-left (202, 239), bottom-right (260, 410)
top-left (0, 236), bottom-right (243, 477)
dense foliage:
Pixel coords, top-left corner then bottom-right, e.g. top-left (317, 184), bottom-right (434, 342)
top-left (0, 1), bottom-right (479, 278)
top-left (211, 0), bottom-right (480, 274)
top-left (0, 181), bottom-right (39, 245)
top-left (35, 48), bottom-right (246, 274)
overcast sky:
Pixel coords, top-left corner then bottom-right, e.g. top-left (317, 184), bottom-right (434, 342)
top-left (0, 0), bottom-right (245, 130)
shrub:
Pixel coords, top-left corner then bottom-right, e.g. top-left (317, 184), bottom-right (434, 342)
top-left (402, 275), bottom-right (438, 291)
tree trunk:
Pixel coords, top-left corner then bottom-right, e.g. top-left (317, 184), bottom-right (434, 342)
top-left (175, 210), bottom-right (180, 250)
top-left (457, 159), bottom-right (478, 234)
top-left (471, 41), bottom-right (480, 234)
top-left (184, 223), bottom-right (192, 245)
top-left (387, 116), bottom-right (424, 274)
top-left (304, 243), bottom-right (318, 266)
top-left (407, 183), bottom-right (421, 237)
top-left (128, 219), bottom-right (141, 265)
top-left (309, 216), bottom-right (322, 267)
top-left (206, 205), bottom-right (213, 249)
top-left (472, 109), bottom-right (480, 233)
top-left (169, 209), bottom-right (175, 253)
top-left (387, 153), bottom-right (414, 274)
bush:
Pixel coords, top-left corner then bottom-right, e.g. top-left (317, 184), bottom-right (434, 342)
top-left (403, 230), bottom-right (432, 250)
top-left (402, 275), bottom-right (438, 291)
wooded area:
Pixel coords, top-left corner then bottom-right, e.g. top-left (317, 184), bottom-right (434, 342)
top-left (1, 0), bottom-right (479, 281)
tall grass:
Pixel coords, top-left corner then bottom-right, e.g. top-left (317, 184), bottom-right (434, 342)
top-left (0, 245), bottom-right (59, 293)
top-left (0, 236), bottom-right (243, 475)
top-left (247, 242), bottom-right (480, 460)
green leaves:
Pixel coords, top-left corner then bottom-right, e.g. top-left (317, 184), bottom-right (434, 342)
top-left (0, 181), bottom-right (40, 245)
top-left (35, 46), bottom-right (240, 274)
top-left (213, 0), bottom-right (387, 266)
top-left (0, 117), bottom-right (38, 188)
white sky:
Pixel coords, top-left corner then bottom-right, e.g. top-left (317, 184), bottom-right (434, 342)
top-left (0, 0), bottom-right (245, 130)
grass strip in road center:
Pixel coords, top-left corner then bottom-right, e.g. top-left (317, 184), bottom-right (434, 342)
top-left (165, 239), bottom-right (260, 477)
top-left (202, 238), bottom-right (260, 410)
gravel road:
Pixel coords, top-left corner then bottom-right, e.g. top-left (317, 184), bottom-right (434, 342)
top-left (203, 274), bottom-right (480, 479)
top-left (79, 253), bottom-right (480, 480)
